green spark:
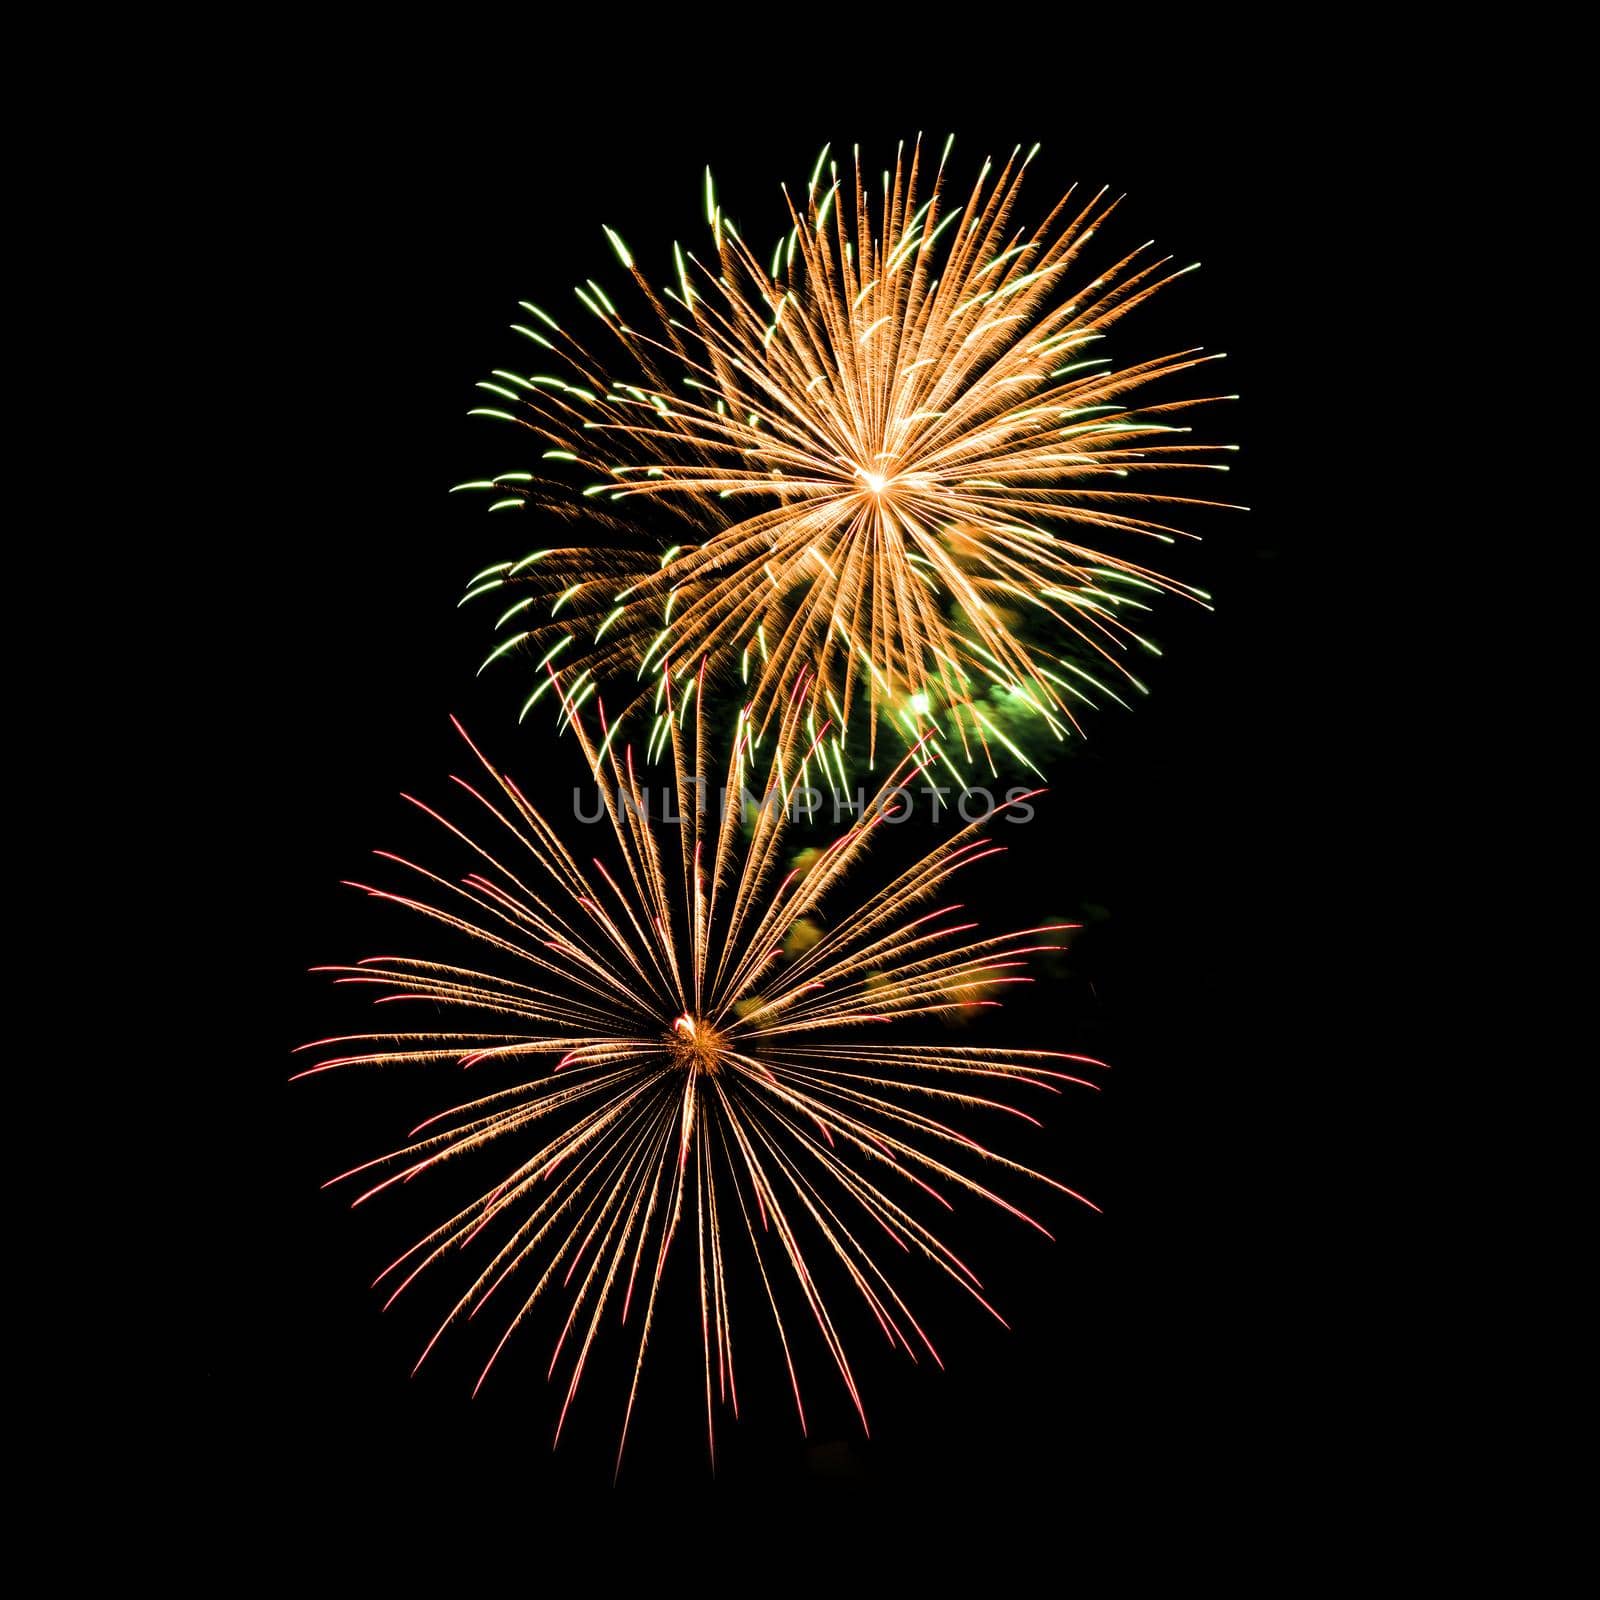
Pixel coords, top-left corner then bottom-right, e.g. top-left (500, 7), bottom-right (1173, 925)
top-left (602, 225), bottom-right (633, 270)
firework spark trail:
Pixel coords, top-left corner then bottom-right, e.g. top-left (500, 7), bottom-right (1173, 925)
top-left (297, 673), bottom-right (1104, 1471)
top-left (456, 136), bottom-right (1239, 779)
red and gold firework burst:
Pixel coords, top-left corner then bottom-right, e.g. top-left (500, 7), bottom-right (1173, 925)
top-left (297, 670), bottom-right (1102, 1471)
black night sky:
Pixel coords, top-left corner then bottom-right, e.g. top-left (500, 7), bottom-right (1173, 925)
top-left (218, 71), bottom-right (1316, 1506)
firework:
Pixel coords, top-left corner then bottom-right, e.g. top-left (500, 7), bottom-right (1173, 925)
top-left (457, 136), bottom-right (1239, 778)
top-left (296, 671), bottom-right (1103, 1470)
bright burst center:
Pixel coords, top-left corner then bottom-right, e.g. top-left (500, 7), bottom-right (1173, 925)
top-left (859, 469), bottom-right (891, 496)
top-left (668, 1014), bottom-right (726, 1076)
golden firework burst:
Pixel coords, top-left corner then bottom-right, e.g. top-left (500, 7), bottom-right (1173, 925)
top-left (458, 137), bottom-right (1239, 779)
